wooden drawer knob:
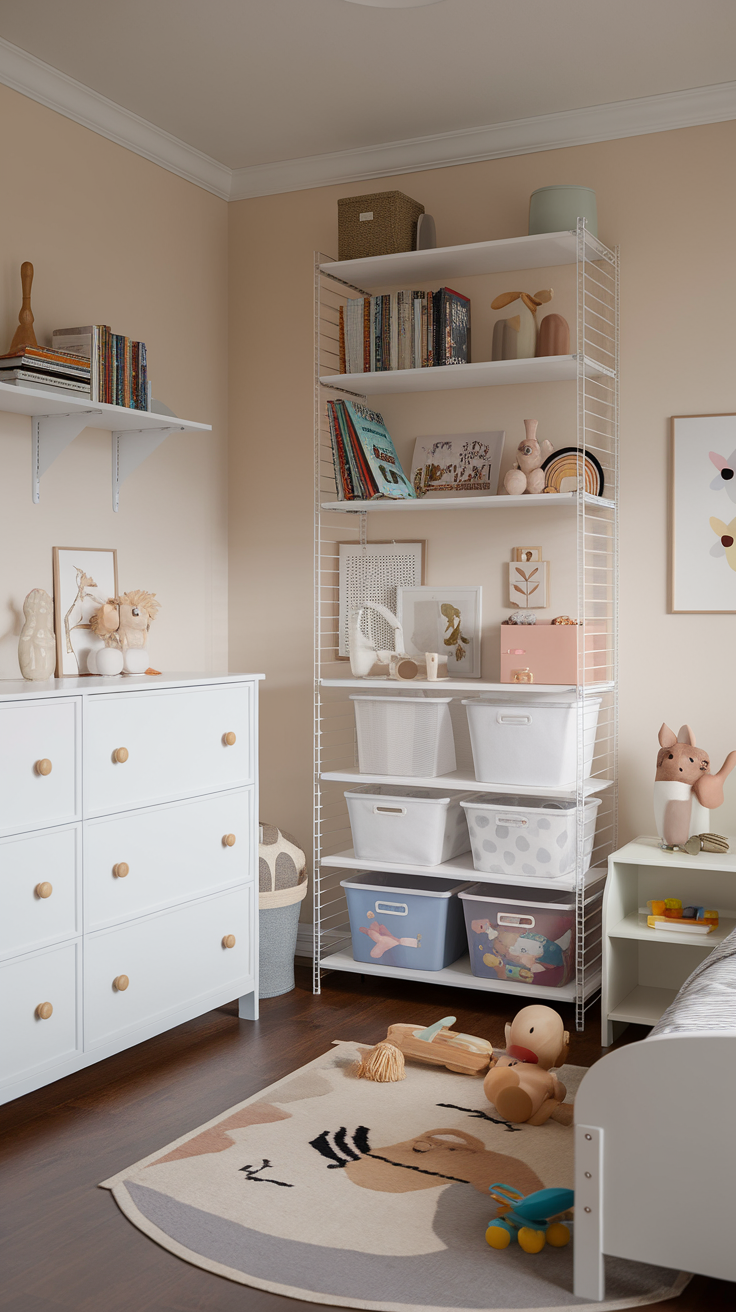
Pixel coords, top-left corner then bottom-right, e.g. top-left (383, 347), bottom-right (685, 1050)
top-left (35, 882), bottom-right (53, 899)
top-left (222, 833), bottom-right (236, 847)
top-left (223, 731), bottom-right (237, 746)
top-left (35, 758), bottom-right (52, 776)
top-left (113, 862), bottom-right (130, 879)
top-left (113, 975), bottom-right (129, 992)
top-left (35, 1002), bottom-right (53, 1020)
top-left (113, 747), bottom-right (129, 764)
top-left (222, 934), bottom-right (236, 949)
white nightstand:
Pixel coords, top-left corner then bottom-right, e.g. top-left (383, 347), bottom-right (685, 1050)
top-left (602, 835), bottom-right (736, 1044)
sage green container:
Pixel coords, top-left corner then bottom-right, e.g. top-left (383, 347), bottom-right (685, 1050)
top-left (528, 185), bottom-right (598, 238)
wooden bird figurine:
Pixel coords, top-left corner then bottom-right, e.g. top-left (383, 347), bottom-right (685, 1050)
top-left (9, 262), bottom-right (39, 353)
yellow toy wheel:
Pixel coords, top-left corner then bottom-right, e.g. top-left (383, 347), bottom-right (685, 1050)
top-left (486, 1225), bottom-right (511, 1249)
top-left (518, 1227), bottom-right (546, 1253)
top-left (546, 1223), bottom-right (571, 1248)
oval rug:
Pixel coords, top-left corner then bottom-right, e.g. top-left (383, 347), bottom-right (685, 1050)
top-left (100, 1041), bottom-right (688, 1311)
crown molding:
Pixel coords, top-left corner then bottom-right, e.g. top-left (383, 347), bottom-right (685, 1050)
top-left (229, 80), bottom-right (736, 200)
top-left (0, 32), bottom-right (734, 204)
top-left (0, 36), bottom-right (231, 199)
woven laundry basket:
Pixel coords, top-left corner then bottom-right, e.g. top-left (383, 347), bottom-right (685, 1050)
top-left (258, 824), bottom-right (308, 998)
top-left (338, 191), bottom-right (424, 261)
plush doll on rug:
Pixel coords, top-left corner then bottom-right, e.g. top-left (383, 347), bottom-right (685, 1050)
top-left (484, 1005), bottom-right (571, 1127)
top-left (654, 723), bottom-right (736, 850)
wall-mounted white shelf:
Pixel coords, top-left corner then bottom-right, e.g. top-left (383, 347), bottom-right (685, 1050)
top-left (320, 766), bottom-right (613, 799)
top-left (319, 945), bottom-right (602, 1004)
top-left (320, 230), bottom-right (614, 289)
top-left (321, 677), bottom-right (615, 695)
top-left (321, 847), bottom-right (607, 894)
top-left (0, 379), bottom-right (211, 510)
top-left (321, 354), bottom-right (613, 396)
top-left (321, 491), bottom-right (615, 512)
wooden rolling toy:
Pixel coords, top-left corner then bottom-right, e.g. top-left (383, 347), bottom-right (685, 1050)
top-left (385, 1017), bottom-right (494, 1075)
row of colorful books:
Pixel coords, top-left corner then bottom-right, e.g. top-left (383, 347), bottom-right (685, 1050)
top-left (0, 345), bottom-right (92, 398)
top-left (338, 286), bottom-right (470, 374)
top-left (53, 325), bottom-right (148, 409)
top-left (327, 400), bottom-right (415, 501)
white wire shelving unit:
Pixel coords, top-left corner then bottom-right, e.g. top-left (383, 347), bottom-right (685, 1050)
top-left (313, 222), bottom-right (619, 1031)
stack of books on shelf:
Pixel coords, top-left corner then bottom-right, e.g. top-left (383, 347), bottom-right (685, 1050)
top-left (0, 346), bottom-right (91, 398)
top-left (327, 399), bottom-right (416, 501)
top-left (338, 287), bottom-right (470, 374)
top-left (52, 325), bottom-right (149, 409)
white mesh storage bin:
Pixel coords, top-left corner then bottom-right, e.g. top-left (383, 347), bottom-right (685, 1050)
top-left (351, 695), bottom-right (456, 777)
top-left (461, 793), bottom-right (601, 878)
top-left (345, 785), bottom-right (472, 866)
top-left (463, 695), bottom-right (601, 787)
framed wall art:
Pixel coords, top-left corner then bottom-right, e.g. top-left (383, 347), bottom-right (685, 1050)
top-left (397, 585), bottom-right (482, 678)
top-left (53, 546), bottom-right (118, 676)
top-left (410, 432), bottom-right (505, 498)
top-left (338, 540), bottom-right (426, 659)
top-left (671, 414), bottom-right (736, 613)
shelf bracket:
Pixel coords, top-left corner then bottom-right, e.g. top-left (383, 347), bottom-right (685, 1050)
top-left (32, 411), bottom-right (103, 503)
top-left (111, 426), bottom-right (183, 511)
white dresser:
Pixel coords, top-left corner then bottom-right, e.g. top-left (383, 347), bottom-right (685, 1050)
top-left (0, 671), bottom-right (262, 1106)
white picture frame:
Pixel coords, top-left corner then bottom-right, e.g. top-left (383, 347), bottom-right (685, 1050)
top-left (397, 585), bottom-right (482, 678)
top-left (410, 432), bottom-right (505, 498)
top-left (52, 546), bottom-right (118, 676)
top-left (671, 414), bottom-right (736, 613)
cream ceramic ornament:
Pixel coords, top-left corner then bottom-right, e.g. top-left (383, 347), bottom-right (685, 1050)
top-left (491, 289), bottom-right (553, 360)
top-left (18, 588), bottom-right (55, 680)
top-left (504, 420), bottom-right (554, 495)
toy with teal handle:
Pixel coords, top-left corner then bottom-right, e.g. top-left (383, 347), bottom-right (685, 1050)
top-left (486, 1183), bottom-right (574, 1253)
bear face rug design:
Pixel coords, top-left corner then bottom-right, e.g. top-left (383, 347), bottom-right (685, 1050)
top-left (101, 1042), bottom-right (687, 1312)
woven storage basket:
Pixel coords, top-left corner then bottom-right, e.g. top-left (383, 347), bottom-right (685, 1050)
top-left (338, 191), bottom-right (424, 261)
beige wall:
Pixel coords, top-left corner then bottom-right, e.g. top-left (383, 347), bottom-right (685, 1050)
top-left (229, 119), bottom-right (736, 868)
top-left (0, 84), bottom-right (229, 678)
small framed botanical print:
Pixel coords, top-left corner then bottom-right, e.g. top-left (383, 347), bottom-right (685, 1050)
top-left (397, 585), bottom-right (482, 677)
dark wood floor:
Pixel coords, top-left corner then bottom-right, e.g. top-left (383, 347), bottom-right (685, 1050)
top-left (0, 966), bottom-right (728, 1311)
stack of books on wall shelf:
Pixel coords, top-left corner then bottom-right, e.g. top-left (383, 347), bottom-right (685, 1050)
top-left (338, 287), bottom-right (470, 373)
top-left (0, 346), bottom-right (91, 398)
top-left (327, 399), bottom-right (416, 501)
top-left (52, 325), bottom-right (149, 409)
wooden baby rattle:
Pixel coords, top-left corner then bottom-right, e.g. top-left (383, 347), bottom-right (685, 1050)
top-left (8, 262), bottom-right (39, 354)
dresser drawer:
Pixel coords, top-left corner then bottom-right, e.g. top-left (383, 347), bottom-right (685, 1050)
top-left (84, 884), bottom-right (254, 1048)
top-left (84, 788), bottom-right (254, 930)
top-left (0, 699), bottom-right (81, 837)
top-left (83, 682), bottom-right (254, 815)
top-left (0, 941), bottom-right (81, 1087)
top-left (0, 825), bottom-right (81, 959)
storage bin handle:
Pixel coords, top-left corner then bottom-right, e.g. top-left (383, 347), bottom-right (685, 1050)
top-left (496, 816), bottom-right (528, 828)
top-left (497, 714), bottom-right (532, 726)
top-left (497, 912), bottom-right (536, 928)
top-left (373, 805), bottom-right (407, 816)
top-left (375, 900), bottom-right (408, 916)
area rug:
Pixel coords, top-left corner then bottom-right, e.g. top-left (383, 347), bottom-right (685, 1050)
top-left (101, 1041), bottom-right (688, 1312)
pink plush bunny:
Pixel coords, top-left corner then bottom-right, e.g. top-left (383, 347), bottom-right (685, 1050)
top-left (654, 723), bottom-right (736, 848)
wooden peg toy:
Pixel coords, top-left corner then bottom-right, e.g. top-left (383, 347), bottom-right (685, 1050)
top-left (9, 261), bottom-right (39, 353)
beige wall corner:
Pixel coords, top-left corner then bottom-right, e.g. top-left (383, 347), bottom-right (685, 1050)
top-left (228, 119), bottom-right (736, 869)
top-left (0, 83), bottom-right (229, 678)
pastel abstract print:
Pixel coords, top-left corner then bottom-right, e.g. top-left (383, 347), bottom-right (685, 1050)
top-left (671, 415), bottom-right (736, 611)
top-left (710, 515), bottom-right (736, 572)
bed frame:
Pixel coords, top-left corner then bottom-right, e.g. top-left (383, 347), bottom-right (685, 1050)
top-left (573, 1031), bottom-right (736, 1299)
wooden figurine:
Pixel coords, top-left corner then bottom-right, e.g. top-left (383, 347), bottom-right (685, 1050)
top-left (8, 262), bottom-right (39, 353)
top-left (491, 289), bottom-right (553, 360)
top-left (654, 723), bottom-right (736, 849)
top-left (503, 420), bottom-right (554, 495)
top-left (484, 1005), bottom-right (571, 1126)
top-left (536, 313), bottom-right (570, 357)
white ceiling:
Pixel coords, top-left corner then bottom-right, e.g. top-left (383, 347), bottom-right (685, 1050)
top-left (0, 0), bottom-right (734, 172)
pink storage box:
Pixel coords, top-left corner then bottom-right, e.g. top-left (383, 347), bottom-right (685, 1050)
top-left (500, 622), bottom-right (608, 685)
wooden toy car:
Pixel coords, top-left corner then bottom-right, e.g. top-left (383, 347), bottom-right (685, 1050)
top-left (385, 1016), bottom-right (493, 1075)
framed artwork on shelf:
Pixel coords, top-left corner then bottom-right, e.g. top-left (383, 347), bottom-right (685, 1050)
top-left (337, 540), bottom-right (426, 660)
top-left (52, 546), bottom-right (118, 676)
top-left (508, 559), bottom-right (549, 608)
top-left (410, 432), bottom-right (505, 498)
top-left (671, 414), bottom-right (736, 613)
top-left (397, 585), bottom-right (482, 677)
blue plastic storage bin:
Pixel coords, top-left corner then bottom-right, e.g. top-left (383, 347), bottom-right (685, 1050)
top-left (341, 871), bottom-right (472, 971)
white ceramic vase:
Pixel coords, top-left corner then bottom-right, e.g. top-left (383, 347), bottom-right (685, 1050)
top-left (123, 648), bottom-right (149, 674)
top-left (18, 589), bottom-right (56, 680)
top-left (97, 647), bottom-right (124, 676)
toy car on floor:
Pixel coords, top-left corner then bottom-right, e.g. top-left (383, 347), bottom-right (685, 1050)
top-left (486, 1183), bottom-right (574, 1252)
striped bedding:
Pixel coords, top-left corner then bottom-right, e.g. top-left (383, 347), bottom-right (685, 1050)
top-left (649, 926), bottom-right (736, 1036)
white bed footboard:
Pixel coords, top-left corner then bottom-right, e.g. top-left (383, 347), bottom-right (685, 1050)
top-left (573, 1032), bottom-right (736, 1300)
